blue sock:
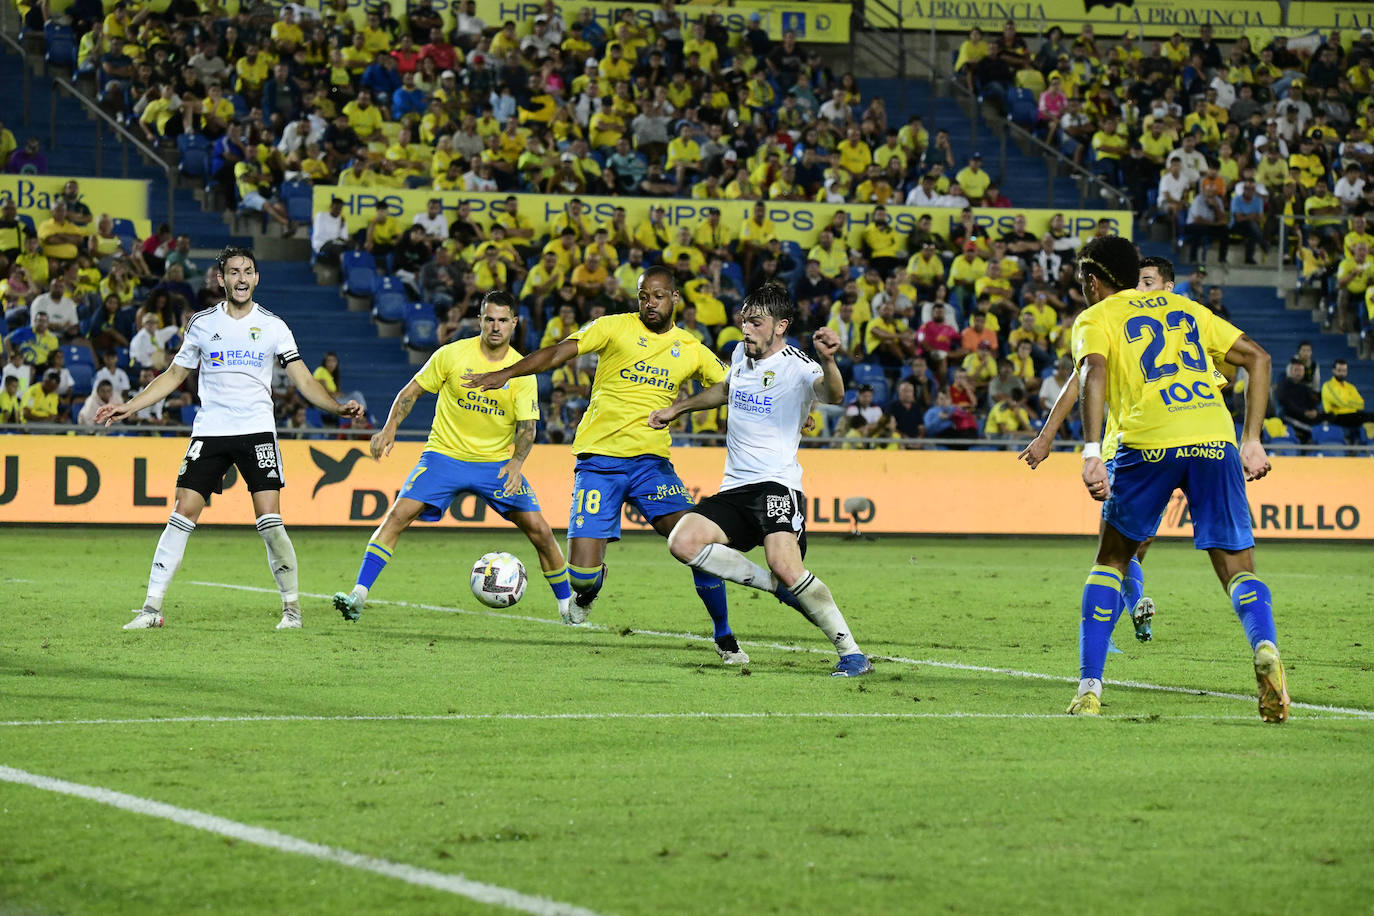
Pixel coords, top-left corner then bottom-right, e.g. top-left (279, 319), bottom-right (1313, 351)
top-left (692, 570), bottom-right (731, 639)
top-left (356, 541), bottom-right (391, 591)
top-left (567, 564), bottom-right (604, 596)
top-left (544, 564), bottom-right (573, 602)
top-left (1080, 564), bottom-right (1124, 680)
top-left (1122, 557), bottom-right (1144, 616)
top-left (1228, 572), bottom-right (1277, 650)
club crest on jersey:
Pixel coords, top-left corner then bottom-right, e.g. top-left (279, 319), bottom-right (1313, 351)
top-left (670, 341), bottom-right (681, 358)
top-left (762, 370), bottom-right (775, 388)
top-left (638, 336), bottom-right (648, 348)
top-left (249, 327), bottom-right (261, 340)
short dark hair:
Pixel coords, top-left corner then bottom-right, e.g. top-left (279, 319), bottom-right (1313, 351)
top-left (1333, 358), bottom-right (1348, 369)
top-left (480, 290), bottom-right (517, 314)
top-left (1076, 236), bottom-right (1138, 292)
top-left (1139, 255), bottom-right (1174, 282)
top-left (215, 245), bottom-right (257, 275)
top-left (639, 264), bottom-right (677, 290)
top-left (739, 281), bottom-right (795, 325)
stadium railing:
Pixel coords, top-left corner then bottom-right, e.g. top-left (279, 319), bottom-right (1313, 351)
top-left (5, 424), bottom-right (1368, 454)
top-left (851, 0), bottom-right (1132, 211)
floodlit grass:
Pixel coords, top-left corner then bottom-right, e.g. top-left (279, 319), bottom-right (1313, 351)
top-left (2, 528), bottom-right (1372, 914)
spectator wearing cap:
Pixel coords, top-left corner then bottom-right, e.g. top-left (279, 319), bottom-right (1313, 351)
top-left (955, 153), bottom-right (991, 201)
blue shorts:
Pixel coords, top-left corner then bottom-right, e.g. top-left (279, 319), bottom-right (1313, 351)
top-left (398, 451), bottom-right (540, 522)
top-left (568, 454), bottom-right (696, 541)
top-left (1103, 442), bottom-right (1253, 551)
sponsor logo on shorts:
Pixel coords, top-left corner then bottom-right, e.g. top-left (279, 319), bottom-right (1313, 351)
top-left (1174, 442), bottom-right (1227, 460)
top-left (1143, 448), bottom-right (1166, 463)
top-left (255, 443), bottom-right (277, 469)
top-left (765, 494), bottom-right (792, 520)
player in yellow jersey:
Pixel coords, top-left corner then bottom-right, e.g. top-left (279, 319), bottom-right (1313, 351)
top-left (1061, 237), bottom-right (1287, 722)
top-left (333, 293), bottom-right (573, 622)
top-left (1020, 256), bottom-right (1189, 642)
top-left (466, 267), bottom-right (785, 663)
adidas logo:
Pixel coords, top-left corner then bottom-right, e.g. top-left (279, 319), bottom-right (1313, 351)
top-left (266, 469), bottom-right (279, 478)
top-left (210, 333), bottom-right (222, 341)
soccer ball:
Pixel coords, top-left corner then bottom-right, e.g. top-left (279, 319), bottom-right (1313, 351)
top-left (469, 552), bottom-right (527, 608)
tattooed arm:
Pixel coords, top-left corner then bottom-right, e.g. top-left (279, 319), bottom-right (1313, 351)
top-left (498, 418), bottom-right (537, 496)
top-left (370, 378), bottom-right (427, 460)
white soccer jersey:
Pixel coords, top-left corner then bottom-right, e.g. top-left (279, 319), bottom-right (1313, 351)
top-left (722, 344), bottom-right (822, 492)
top-left (172, 301), bottom-right (301, 436)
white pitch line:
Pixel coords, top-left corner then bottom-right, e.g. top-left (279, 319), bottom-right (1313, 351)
top-left (2, 711), bottom-right (1371, 729)
top-left (0, 765), bottom-right (603, 916)
top-left (187, 580), bottom-right (1374, 720)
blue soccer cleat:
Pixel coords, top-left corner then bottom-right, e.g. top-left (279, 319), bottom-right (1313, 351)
top-left (1131, 597), bottom-right (1155, 642)
top-left (831, 653), bottom-right (874, 677)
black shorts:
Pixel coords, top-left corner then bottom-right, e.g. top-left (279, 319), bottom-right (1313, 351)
top-left (691, 481), bottom-right (808, 556)
top-left (176, 432), bottom-right (284, 498)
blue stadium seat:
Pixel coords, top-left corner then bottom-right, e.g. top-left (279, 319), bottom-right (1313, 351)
top-left (16, 213), bottom-right (35, 238)
top-left (304, 407), bottom-right (325, 428)
top-left (68, 363), bottom-right (93, 396)
top-left (177, 134), bottom-right (212, 179)
top-left (403, 303), bottom-right (438, 351)
top-left (114, 345), bottom-right (131, 369)
top-left (371, 278), bottom-right (408, 324)
top-left (1266, 435), bottom-right (1300, 457)
top-left (281, 179), bottom-right (313, 224)
top-left (867, 378), bottom-right (889, 403)
top-left (1309, 423), bottom-right (1346, 451)
top-left (62, 344), bottom-right (94, 367)
top-left (536, 371), bottom-right (553, 401)
top-left (720, 340), bottom-right (740, 360)
top-left (110, 218), bottom-right (139, 250)
top-left (851, 363), bottom-right (886, 387)
top-left (343, 250), bottom-right (379, 300)
top-left (44, 22), bottom-right (76, 70)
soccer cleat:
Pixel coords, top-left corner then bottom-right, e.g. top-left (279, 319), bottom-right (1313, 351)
top-left (1131, 597), bottom-right (1156, 642)
top-left (122, 609), bottom-right (164, 630)
top-left (276, 607), bottom-right (302, 630)
top-left (1066, 692), bottom-right (1102, 716)
top-left (567, 563), bottom-right (606, 623)
top-left (831, 653), bottom-right (873, 677)
top-left (713, 633), bottom-right (750, 665)
top-left (1253, 642), bottom-right (1291, 724)
top-left (333, 591), bottom-right (362, 622)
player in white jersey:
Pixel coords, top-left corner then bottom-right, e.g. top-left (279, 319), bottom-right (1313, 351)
top-left (648, 283), bottom-right (874, 676)
top-left (97, 247), bottom-right (363, 630)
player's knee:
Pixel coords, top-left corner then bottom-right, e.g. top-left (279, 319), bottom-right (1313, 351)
top-left (665, 518), bottom-right (702, 563)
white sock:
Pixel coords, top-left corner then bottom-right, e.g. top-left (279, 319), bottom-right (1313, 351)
top-left (256, 514), bottom-right (299, 607)
top-left (1078, 678), bottom-right (1103, 698)
top-left (791, 571), bottom-right (860, 657)
top-left (144, 513), bottom-right (195, 612)
top-left (687, 543), bottom-right (778, 593)
top-left (351, 584), bottom-right (370, 601)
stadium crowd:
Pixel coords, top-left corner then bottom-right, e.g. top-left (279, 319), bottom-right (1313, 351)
top-left (5, 1), bottom-right (1372, 445)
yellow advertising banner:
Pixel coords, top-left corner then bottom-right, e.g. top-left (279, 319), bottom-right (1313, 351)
top-left (1286, 3), bottom-right (1374, 31)
top-left (0, 175), bottom-right (148, 228)
top-left (1, 437), bottom-right (1366, 539)
top-left (869, 0), bottom-right (1283, 38)
top-left (317, 186), bottom-right (1131, 253)
top-left (291, 0), bottom-right (849, 43)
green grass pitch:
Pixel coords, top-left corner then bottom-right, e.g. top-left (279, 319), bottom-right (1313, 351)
top-left (2, 527), bottom-right (1372, 914)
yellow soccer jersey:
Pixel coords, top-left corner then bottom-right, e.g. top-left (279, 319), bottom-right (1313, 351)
top-left (415, 337), bottom-right (538, 462)
top-left (568, 313), bottom-right (727, 458)
top-left (1073, 288), bottom-right (1242, 452)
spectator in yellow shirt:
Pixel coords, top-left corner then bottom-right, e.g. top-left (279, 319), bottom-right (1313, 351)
top-left (665, 123), bottom-right (702, 188)
top-left (1320, 358), bottom-right (1374, 427)
top-left (692, 208), bottom-right (733, 262)
top-left (682, 22), bottom-right (718, 72)
top-left (984, 389), bottom-right (1034, 439)
top-left (737, 200), bottom-right (777, 274)
top-left (947, 241), bottom-right (988, 313)
top-left (836, 126), bottom-right (872, 177)
top-left (863, 206), bottom-right (905, 276)
top-left (342, 90), bottom-right (385, 142)
top-left (22, 370), bottom-right (61, 422)
top-left (662, 226), bottom-right (706, 276)
top-left (570, 252), bottom-right (609, 299)
top-left (954, 153), bottom-right (991, 201)
top-left (473, 247), bottom-right (508, 293)
top-left (808, 227), bottom-right (849, 282)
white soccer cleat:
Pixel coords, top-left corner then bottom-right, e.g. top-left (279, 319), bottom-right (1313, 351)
top-left (276, 607), bottom-right (302, 629)
top-left (123, 609), bottom-right (164, 629)
top-left (1131, 597), bottom-right (1156, 642)
top-left (713, 634), bottom-right (750, 665)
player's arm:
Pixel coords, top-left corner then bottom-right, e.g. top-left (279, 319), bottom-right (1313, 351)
top-left (1222, 333), bottom-right (1273, 481)
top-left (648, 380), bottom-right (729, 429)
top-left (286, 359), bottom-right (364, 419)
top-left (1018, 371), bottom-right (1079, 469)
top-left (1078, 353), bottom-right (1110, 500)
top-left (498, 418), bottom-right (536, 495)
top-left (464, 337), bottom-right (579, 390)
top-left (369, 377), bottom-right (427, 459)
top-left (811, 327), bottom-right (844, 404)
top-left (96, 363), bottom-right (190, 426)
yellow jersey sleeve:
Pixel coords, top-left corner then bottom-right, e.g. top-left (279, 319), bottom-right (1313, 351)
top-left (416, 339), bottom-right (532, 462)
